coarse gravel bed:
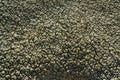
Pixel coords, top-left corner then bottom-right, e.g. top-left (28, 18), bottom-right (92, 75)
top-left (0, 0), bottom-right (120, 80)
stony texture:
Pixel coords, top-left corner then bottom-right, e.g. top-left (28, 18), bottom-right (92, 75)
top-left (0, 0), bottom-right (120, 80)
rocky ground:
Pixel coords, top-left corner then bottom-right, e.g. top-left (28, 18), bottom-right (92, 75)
top-left (0, 0), bottom-right (120, 80)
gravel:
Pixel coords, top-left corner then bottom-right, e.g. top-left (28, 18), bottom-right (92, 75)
top-left (0, 0), bottom-right (120, 80)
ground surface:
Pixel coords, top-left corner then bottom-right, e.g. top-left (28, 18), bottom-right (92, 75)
top-left (0, 0), bottom-right (120, 80)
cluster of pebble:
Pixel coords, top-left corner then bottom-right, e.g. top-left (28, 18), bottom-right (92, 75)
top-left (0, 0), bottom-right (120, 80)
